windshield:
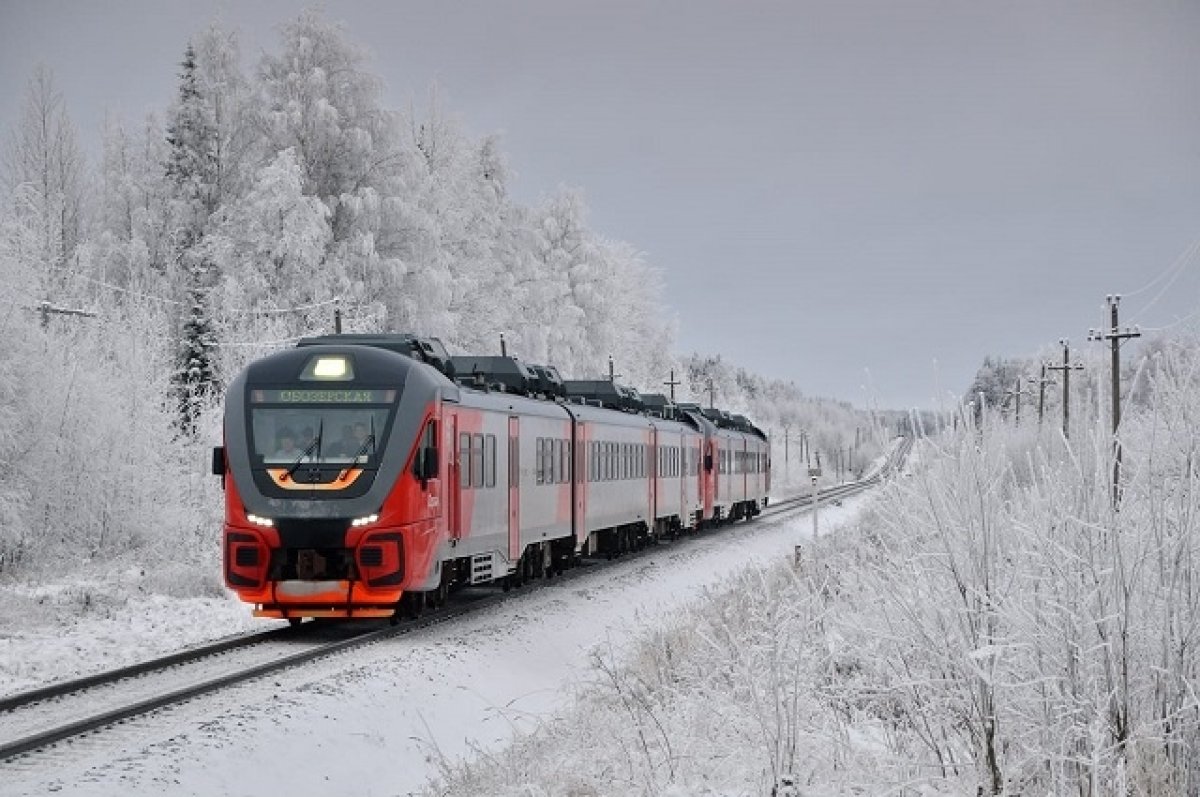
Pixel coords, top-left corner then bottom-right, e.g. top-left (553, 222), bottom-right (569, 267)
top-left (248, 388), bottom-right (395, 467)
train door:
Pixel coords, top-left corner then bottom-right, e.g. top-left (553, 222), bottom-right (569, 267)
top-left (734, 439), bottom-right (744, 501)
top-left (573, 421), bottom-right (587, 545)
top-left (648, 428), bottom-right (657, 528)
top-left (418, 412), bottom-right (442, 522)
top-left (703, 438), bottom-right (715, 520)
top-left (679, 434), bottom-right (687, 521)
top-left (447, 412), bottom-right (462, 540)
top-left (508, 416), bottom-right (520, 560)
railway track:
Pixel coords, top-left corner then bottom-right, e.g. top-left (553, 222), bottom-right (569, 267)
top-left (1, 437), bottom-right (911, 763)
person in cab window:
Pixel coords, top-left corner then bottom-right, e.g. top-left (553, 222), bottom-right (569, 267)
top-left (274, 428), bottom-right (302, 459)
top-left (330, 424), bottom-right (356, 457)
top-left (345, 421), bottom-right (374, 460)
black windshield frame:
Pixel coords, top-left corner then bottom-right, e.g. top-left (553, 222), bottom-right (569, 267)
top-left (246, 387), bottom-right (398, 469)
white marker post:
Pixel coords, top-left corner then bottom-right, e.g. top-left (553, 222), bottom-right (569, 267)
top-left (809, 468), bottom-right (821, 539)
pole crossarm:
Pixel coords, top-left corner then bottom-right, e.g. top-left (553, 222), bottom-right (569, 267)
top-left (1045, 339), bottom-right (1084, 438)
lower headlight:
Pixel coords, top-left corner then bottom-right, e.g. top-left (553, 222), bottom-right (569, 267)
top-left (351, 514), bottom-right (380, 528)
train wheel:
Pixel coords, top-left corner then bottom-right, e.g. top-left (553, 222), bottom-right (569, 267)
top-left (401, 591), bottom-right (424, 620)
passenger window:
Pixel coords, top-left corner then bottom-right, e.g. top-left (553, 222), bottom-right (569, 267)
top-left (472, 434), bottom-right (484, 487)
top-left (484, 434), bottom-right (496, 488)
top-left (459, 433), bottom-right (471, 488)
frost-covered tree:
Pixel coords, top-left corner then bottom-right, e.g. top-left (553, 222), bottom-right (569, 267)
top-left (174, 281), bottom-right (218, 436)
top-left (192, 23), bottom-right (259, 209)
top-left (2, 65), bottom-right (84, 296)
top-left (165, 43), bottom-right (220, 432)
top-left (258, 11), bottom-right (400, 242)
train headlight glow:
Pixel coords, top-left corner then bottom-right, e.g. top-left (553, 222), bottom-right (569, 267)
top-left (313, 357), bottom-right (347, 378)
top-left (300, 354), bottom-right (355, 381)
top-left (351, 514), bottom-right (379, 528)
top-left (247, 513), bottom-right (274, 527)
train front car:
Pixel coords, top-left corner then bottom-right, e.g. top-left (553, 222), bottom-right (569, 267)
top-left (216, 344), bottom-right (449, 622)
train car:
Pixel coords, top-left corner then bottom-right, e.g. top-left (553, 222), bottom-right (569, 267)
top-left (215, 338), bottom-right (453, 620)
top-left (214, 334), bottom-right (771, 622)
top-left (697, 408), bottom-right (769, 523)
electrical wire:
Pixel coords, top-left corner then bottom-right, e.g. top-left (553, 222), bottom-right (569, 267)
top-left (51, 268), bottom-right (346, 316)
top-left (1124, 237), bottom-right (1200, 326)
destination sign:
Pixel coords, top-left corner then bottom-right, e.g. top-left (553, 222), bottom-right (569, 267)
top-left (252, 389), bottom-right (396, 404)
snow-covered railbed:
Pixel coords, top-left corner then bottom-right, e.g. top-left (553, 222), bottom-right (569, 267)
top-left (0, 495), bottom-right (869, 796)
top-left (0, 623), bottom-right (387, 762)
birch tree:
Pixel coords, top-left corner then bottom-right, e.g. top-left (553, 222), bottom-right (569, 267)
top-left (2, 65), bottom-right (85, 298)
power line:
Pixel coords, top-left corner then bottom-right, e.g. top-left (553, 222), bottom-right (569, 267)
top-left (1124, 237), bottom-right (1200, 325)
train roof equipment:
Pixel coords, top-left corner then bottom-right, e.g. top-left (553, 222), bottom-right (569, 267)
top-left (562, 380), bottom-right (644, 413)
top-left (448, 355), bottom-right (544, 396)
top-left (297, 334), bottom-right (455, 379)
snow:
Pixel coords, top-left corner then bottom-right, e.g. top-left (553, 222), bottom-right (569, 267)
top-left (0, 496), bottom-right (868, 797)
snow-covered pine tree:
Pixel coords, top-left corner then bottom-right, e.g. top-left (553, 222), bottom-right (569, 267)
top-left (175, 276), bottom-right (217, 436)
top-left (165, 43), bottom-right (220, 434)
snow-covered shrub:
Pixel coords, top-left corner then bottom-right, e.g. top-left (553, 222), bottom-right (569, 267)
top-left (430, 339), bottom-right (1200, 796)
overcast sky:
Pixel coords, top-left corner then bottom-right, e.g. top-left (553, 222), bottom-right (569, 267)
top-left (3, 0), bottom-right (1200, 410)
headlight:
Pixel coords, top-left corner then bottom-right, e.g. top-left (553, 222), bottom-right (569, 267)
top-left (247, 513), bottom-right (274, 527)
top-left (350, 514), bottom-right (380, 528)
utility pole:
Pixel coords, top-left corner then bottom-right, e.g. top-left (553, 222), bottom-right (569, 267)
top-left (333, 297), bottom-right (342, 334)
top-left (1046, 339), bottom-right (1083, 439)
top-left (663, 369), bottom-right (681, 402)
top-left (1028, 364), bottom-right (1053, 425)
top-left (608, 356), bottom-right (622, 384)
top-left (500, 332), bottom-right (507, 357)
top-left (1005, 377), bottom-right (1030, 424)
top-left (1088, 294), bottom-right (1141, 506)
top-left (705, 377), bottom-right (715, 409)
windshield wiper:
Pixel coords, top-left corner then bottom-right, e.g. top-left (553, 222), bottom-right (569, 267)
top-left (337, 418), bottom-right (376, 480)
top-left (286, 419), bottom-right (324, 480)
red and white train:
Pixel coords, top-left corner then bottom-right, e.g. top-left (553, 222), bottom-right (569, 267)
top-left (213, 334), bottom-right (770, 621)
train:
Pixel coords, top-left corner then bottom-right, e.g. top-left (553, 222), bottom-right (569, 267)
top-left (212, 334), bottom-right (770, 622)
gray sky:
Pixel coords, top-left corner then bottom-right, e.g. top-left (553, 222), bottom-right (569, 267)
top-left (4, 0), bottom-right (1200, 410)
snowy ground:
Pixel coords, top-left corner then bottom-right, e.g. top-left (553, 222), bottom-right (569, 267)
top-left (1, 495), bottom-right (869, 797)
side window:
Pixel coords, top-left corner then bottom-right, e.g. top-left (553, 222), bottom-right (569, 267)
top-left (536, 438), bottom-right (545, 485)
top-left (484, 434), bottom-right (496, 488)
top-left (560, 439), bottom-right (570, 484)
top-left (472, 434), bottom-right (484, 487)
top-left (459, 432), bottom-right (471, 488)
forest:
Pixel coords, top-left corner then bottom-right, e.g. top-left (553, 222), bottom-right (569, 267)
top-left (0, 10), bottom-right (879, 581)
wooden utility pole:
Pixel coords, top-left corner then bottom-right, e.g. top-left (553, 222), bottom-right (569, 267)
top-left (333, 297), bottom-right (342, 334)
top-left (1046, 339), bottom-right (1083, 439)
top-left (500, 332), bottom-right (507, 356)
top-left (663, 370), bottom-right (681, 402)
top-left (1004, 377), bottom-right (1029, 424)
top-left (1028, 364), bottom-right (1053, 425)
top-left (705, 377), bottom-right (715, 409)
top-left (1088, 295), bottom-right (1141, 505)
